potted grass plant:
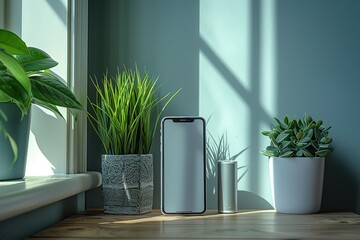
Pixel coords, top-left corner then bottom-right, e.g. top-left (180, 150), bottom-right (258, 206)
top-left (0, 29), bottom-right (82, 180)
top-left (206, 130), bottom-right (248, 213)
top-left (88, 66), bottom-right (179, 215)
top-left (261, 113), bottom-right (334, 214)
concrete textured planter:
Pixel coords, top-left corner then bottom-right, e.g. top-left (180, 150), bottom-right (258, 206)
top-left (269, 157), bottom-right (325, 214)
top-left (101, 154), bottom-right (153, 215)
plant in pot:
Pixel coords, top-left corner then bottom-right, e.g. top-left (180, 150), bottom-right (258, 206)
top-left (261, 113), bottom-right (333, 214)
top-left (88, 66), bottom-right (179, 215)
top-left (206, 130), bottom-right (248, 213)
top-left (0, 29), bottom-right (82, 180)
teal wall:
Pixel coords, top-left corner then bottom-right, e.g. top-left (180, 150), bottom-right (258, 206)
top-left (276, 0), bottom-right (360, 212)
top-left (0, 195), bottom-right (82, 239)
top-left (87, 0), bottom-right (360, 213)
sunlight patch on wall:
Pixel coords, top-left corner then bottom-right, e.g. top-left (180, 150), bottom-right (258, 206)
top-left (19, 0), bottom-right (69, 175)
top-left (25, 132), bottom-right (55, 176)
top-left (199, 0), bottom-right (278, 209)
top-left (258, 0), bottom-right (277, 203)
top-left (199, 0), bottom-right (252, 193)
top-left (200, 0), bottom-right (251, 92)
top-left (259, 0), bottom-right (278, 118)
top-left (199, 50), bottom-right (251, 154)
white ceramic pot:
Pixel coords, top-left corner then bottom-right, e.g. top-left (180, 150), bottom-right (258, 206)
top-left (269, 157), bottom-right (325, 214)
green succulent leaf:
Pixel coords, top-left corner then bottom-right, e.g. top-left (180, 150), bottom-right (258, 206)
top-left (296, 149), bottom-right (303, 157)
top-left (274, 117), bottom-right (286, 130)
top-left (261, 113), bottom-right (333, 158)
top-left (304, 128), bottom-right (313, 139)
top-left (280, 151), bottom-right (293, 157)
top-left (302, 113), bottom-right (312, 125)
top-left (280, 140), bottom-right (292, 149)
top-left (260, 150), bottom-right (276, 157)
top-left (298, 119), bottom-right (304, 128)
top-left (299, 136), bottom-right (311, 144)
top-left (266, 146), bottom-right (278, 152)
top-left (322, 126), bottom-right (331, 132)
top-left (319, 143), bottom-right (330, 149)
top-left (316, 120), bottom-right (323, 127)
top-left (296, 131), bottom-right (304, 140)
top-left (303, 149), bottom-right (314, 157)
top-left (297, 142), bottom-right (311, 148)
top-left (284, 115), bottom-right (289, 125)
top-left (320, 137), bottom-right (332, 144)
top-left (276, 132), bottom-right (289, 143)
top-left (261, 130), bottom-right (271, 136)
top-left (315, 149), bottom-right (332, 157)
top-left (311, 141), bottom-right (319, 150)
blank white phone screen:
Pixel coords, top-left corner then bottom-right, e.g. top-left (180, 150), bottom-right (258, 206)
top-left (162, 118), bottom-right (205, 214)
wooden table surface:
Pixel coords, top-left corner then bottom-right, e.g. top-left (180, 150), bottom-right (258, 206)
top-left (30, 209), bottom-right (360, 239)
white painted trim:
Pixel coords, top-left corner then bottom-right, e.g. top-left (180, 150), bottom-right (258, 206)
top-left (0, 172), bottom-right (102, 221)
top-left (67, 0), bottom-right (88, 173)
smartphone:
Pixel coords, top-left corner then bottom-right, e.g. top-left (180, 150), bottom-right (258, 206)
top-left (161, 116), bottom-right (206, 214)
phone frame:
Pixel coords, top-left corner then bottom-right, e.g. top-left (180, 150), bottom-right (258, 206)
top-left (160, 116), bottom-right (206, 215)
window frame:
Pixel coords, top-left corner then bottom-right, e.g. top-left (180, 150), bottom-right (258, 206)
top-left (66, 0), bottom-right (88, 173)
top-left (1, 0), bottom-right (88, 174)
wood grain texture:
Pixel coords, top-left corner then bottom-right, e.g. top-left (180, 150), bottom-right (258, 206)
top-left (29, 210), bottom-right (360, 239)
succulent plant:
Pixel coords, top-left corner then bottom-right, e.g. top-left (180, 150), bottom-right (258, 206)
top-left (261, 113), bottom-right (334, 158)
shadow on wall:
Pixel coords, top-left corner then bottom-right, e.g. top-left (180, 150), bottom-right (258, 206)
top-left (86, 0), bottom-right (360, 213)
top-left (199, 0), bottom-right (274, 209)
top-left (237, 191), bottom-right (273, 209)
top-left (86, 0), bottom-right (201, 209)
top-left (276, 0), bottom-right (360, 213)
top-left (322, 152), bottom-right (357, 211)
top-left (206, 156), bottom-right (273, 210)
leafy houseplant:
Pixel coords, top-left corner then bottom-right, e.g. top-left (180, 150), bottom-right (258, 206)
top-left (0, 29), bottom-right (82, 117)
top-left (261, 113), bottom-right (333, 158)
top-left (88, 66), bottom-right (179, 214)
top-left (206, 131), bottom-right (248, 213)
top-left (261, 113), bottom-right (334, 214)
top-left (0, 29), bottom-right (83, 180)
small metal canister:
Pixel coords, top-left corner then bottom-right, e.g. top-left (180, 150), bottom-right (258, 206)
top-left (217, 160), bottom-right (237, 213)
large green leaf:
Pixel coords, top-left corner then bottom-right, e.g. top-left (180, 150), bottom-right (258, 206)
top-left (0, 72), bottom-right (30, 114)
top-left (0, 50), bottom-right (31, 95)
top-left (30, 73), bottom-right (82, 110)
top-left (0, 29), bottom-right (29, 55)
top-left (16, 47), bottom-right (58, 72)
top-left (32, 97), bottom-right (64, 118)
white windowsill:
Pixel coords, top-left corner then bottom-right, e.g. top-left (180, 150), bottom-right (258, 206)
top-left (0, 171), bottom-right (102, 221)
